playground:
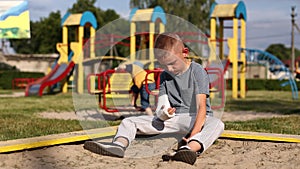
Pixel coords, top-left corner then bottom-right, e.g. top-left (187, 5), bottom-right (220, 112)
top-left (0, 92), bottom-right (299, 168)
top-left (0, 0), bottom-right (300, 168)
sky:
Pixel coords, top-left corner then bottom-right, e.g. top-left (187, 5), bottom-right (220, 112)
top-left (19, 0), bottom-right (300, 53)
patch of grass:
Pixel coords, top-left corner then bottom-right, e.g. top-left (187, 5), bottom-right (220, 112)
top-left (0, 113), bottom-right (82, 141)
top-left (0, 89), bottom-right (13, 94)
top-left (225, 116), bottom-right (300, 135)
top-left (0, 93), bottom-right (74, 114)
top-left (225, 90), bottom-right (300, 114)
top-left (0, 92), bottom-right (121, 141)
top-left (0, 90), bottom-right (299, 141)
top-left (224, 91), bottom-right (300, 135)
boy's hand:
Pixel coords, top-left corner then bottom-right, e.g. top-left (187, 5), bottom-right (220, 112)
top-left (156, 105), bottom-right (176, 121)
top-left (167, 107), bottom-right (176, 115)
top-left (182, 137), bottom-right (188, 143)
top-left (182, 136), bottom-right (191, 143)
top-left (159, 105), bottom-right (176, 115)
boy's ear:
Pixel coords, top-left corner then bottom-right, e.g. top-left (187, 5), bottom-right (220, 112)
top-left (183, 47), bottom-right (189, 57)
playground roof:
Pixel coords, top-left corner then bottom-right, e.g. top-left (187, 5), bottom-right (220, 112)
top-left (61, 11), bottom-right (97, 29)
top-left (129, 6), bottom-right (166, 24)
top-left (210, 1), bottom-right (247, 21)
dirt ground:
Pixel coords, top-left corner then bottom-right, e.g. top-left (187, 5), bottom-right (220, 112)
top-left (0, 111), bottom-right (299, 169)
top-left (0, 138), bottom-right (299, 169)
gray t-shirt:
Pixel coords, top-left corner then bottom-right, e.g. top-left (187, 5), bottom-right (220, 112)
top-left (159, 61), bottom-right (211, 115)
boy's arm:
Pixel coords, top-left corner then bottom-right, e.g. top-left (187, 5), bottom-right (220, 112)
top-left (184, 93), bottom-right (207, 141)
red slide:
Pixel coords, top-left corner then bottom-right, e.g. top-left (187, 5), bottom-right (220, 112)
top-left (25, 61), bottom-right (75, 96)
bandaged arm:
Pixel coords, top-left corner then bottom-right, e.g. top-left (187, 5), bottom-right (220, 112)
top-left (155, 94), bottom-right (175, 121)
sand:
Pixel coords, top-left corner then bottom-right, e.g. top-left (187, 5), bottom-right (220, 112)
top-left (0, 111), bottom-right (299, 169)
top-left (0, 138), bottom-right (299, 169)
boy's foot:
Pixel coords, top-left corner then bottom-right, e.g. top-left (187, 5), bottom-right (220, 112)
top-left (84, 141), bottom-right (125, 158)
top-left (162, 149), bottom-right (197, 165)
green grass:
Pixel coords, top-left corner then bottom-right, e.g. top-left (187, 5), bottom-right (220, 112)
top-left (0, 92), bottom-right (122, 141)
top-left (225, 116), bottom-right (300, 135)
top-left (0, 89), bottom-right (13, 94)
top-left (0, 113), bottom-right (82, 141)
top-left (224, 90), bottom-right (300, 114)
top-left (0, 92), bottom-right (79, 141)
top-left (0, 93), bottom-right (74, 114)
top-left (0, 90), bottom-right (299, 141)
top-left (223, 90), bottom-right (300, 135)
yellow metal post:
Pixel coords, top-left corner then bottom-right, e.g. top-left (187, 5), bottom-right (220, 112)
top-left (90, 76), bottom-right (96, 93)
top-left (149, 22), bottom-right (155, 70)
top-left (76, 26), bottom-right (84, 94)
top-left (63, 26), bottom-right (68, 45)
top-left (130, 22), bottom-right (136, 61)
top-left (209, 18), bottom-right (217, 61)
top-left (89, 27), bottom-right (95, 93)
top-left (61, 26), bottom-right (69, 93)
top-left (58, 26), bottom-right (69, 64)
top-left (240, 19), bottom-right (246, 98)
top-left (90, 27), bottom-right (95, 59)
top-left (219, 20), bottom-right (224, 60)
top-left (159, 23), bottom-right (165, 33)
top-left (232, 18), bottom-right (238, 99)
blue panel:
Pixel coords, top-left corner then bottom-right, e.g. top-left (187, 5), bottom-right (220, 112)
top-left (80, 11), bottom-right (98, 29)
top-left (235, 1), bottom-right (247, 21)
top-left (152, 6), bottom-right (166, 24)
top-left (129, 7), bottom-right (139, 22)
top-left (209, 2), bottom-right (218, 18)
top-left (61, 12), bottom-right (71, 26)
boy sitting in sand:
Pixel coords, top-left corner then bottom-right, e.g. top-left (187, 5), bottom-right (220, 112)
top-left (84, 32), bottom-right (224, 165)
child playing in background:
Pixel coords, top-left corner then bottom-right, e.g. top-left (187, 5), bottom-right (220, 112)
top-left (115, 61), bottom-right (156, 115)
top-left (84, 32), bottom-right (224, 165)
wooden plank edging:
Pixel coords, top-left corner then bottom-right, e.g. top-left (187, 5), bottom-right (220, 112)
top-left (0, 129), bottom-right (299, 153)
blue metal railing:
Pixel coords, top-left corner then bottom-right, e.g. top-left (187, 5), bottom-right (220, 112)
top-left (242, 48), bottom-right (298, 99)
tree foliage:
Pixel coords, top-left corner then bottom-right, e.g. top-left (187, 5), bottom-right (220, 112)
top-left (67, 0), bottom-right (119, 28)
top-left (265, 43), bottom-right (300, 61)
top-left (130, 0), bottom-right (214, 32)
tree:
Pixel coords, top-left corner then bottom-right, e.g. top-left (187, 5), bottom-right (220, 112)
top-left (68, 0), bottom-right (119, 28)
top-left (265, 43), bottom-right (300, 61)
top-left (130, 0), bottom-right (214, 32)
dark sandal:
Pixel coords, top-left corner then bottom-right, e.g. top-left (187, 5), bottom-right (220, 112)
top-left (162, 149), bottom-right (197, 165)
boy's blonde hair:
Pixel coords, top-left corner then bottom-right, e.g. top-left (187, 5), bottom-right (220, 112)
top-left (154, 33), bottom-right (184, 59)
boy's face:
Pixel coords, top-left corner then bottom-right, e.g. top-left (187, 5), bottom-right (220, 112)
top-left (157, 48), bottom-right (188, 76)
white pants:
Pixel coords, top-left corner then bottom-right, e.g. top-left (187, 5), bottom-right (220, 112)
top-left (113, 114), bottom-right (224, 153)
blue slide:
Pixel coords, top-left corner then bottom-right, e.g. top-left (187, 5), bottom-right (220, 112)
top-left (243, 48), bottom-right (298, 99)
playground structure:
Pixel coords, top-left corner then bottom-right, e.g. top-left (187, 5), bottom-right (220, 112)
top-left (209, 1), bottom-right (247, 99)
top-left (129, 6), bottom-right (165, 64)
top-left (86, 6), bottom-right (167, 112)
top-left (25, 1), bottom-right (298, 101)
top-left (209, 1), bottom-right (298, 99)
top-left (25, 11), bottom-right (97, 96)
top-left (83, 6), bottom-right (228, 113)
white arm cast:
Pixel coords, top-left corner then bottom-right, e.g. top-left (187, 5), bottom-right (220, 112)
top-left (155, 94), bottom-right (175, 121)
